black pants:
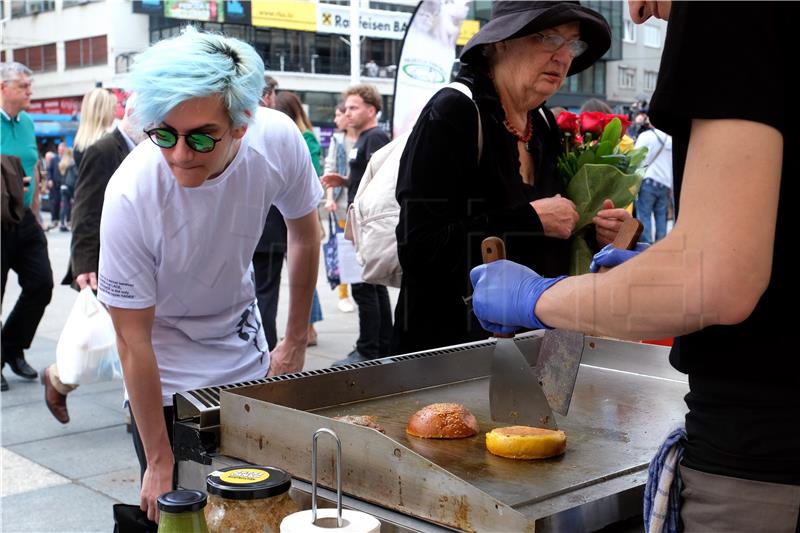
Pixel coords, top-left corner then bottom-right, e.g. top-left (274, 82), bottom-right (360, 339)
top-left (351, 282), bottom-right (392, 358)
top-left (253, 249), bottom-right (285, 351)
top-left (59, 185), bottom-right (72, 227)
top-left (49, 186), bottom-right (61, 224)
top-left (129, 405), bottom-right (175, 483)
top-left (1, 209), bottom-right (53, 364)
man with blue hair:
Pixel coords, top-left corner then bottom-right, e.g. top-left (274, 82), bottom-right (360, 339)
top-left (97, 28), bottom-right (322, 522)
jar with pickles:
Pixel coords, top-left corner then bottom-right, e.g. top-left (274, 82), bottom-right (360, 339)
top-left (157, 490), bottom-right (209, 533)
top-left (205, 466), bottom-right (299, 532)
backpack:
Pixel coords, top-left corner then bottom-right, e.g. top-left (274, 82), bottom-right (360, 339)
top-left (64, 163), bottom-right (78, 189)
top-left (345, 82), bottom-right (483, 287)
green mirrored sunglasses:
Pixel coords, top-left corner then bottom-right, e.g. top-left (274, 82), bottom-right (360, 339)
top-left (144, 127), bottom-right (225, 153)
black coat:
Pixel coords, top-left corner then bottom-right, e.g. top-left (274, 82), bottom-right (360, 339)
top-left (62, 128), bottom-right (131, 287)
top-left (391, 66), bottom-right (571, 355)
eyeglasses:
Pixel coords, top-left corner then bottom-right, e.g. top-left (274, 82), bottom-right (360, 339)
top-left (532, 33), bottom-right (589, 58)
top-left (144, 127), bottom-right (226, 153)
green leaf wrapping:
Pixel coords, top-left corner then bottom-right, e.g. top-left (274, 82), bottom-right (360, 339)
top-left (566, 164), bottom-right (643, 274)
top-left (569, 228), bottom-right (596, 276)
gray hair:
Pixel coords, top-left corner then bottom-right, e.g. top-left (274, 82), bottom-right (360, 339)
top-left (1, 62), bottom-right (33, 82)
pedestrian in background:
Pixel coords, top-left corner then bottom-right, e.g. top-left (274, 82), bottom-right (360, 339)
top-left (1, 61), bottom-right (53, 392)
top-left (72, 87), bottom-right (117, 170)
top-left (322, 101), bottom-right (357, 314)
top-left (56, 146), bottom-right (77, 232)
top-left (274, 90), bottom-right (325, 347)
top-left (42, 94), bottom-right (146, 424)
top-left (322, 83), bottom-right (393, 365)
top-left (46, 142), bottom-right (65, 229)
top-left (633, 116), bottom-right (672, 244)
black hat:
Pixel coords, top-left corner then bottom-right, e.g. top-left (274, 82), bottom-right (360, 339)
top-left (460, 1), bottom-right (611, 76)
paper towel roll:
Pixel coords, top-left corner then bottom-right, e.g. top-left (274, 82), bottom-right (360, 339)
top-left (280, 508), bottom-right (381, 533)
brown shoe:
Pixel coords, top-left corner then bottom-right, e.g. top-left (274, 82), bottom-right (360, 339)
top-left (42, 367), bottom-right (69, 424)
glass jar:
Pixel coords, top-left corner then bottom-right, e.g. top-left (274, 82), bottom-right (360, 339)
top-left (157, 490), bottom-right (209, 533)
top-left (205, 466), bottom-right (299, 533)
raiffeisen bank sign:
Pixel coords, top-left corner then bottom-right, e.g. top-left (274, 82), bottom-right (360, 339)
top-left (317, 3), bottom-right (409, 40)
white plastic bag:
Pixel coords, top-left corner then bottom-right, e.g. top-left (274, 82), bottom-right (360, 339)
top-left (56, 287), bottom-right (122, 385)
top-left (336, 232), bottom-right (363, 285)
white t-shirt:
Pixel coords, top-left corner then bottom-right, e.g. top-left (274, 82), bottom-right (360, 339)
top-left (634, 128), bottom-right (673, 189)
top-left (98, 107), bottom-right (323, 405)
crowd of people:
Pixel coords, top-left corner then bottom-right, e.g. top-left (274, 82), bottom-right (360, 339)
top-left (2, 0), bottom-right (795, 530)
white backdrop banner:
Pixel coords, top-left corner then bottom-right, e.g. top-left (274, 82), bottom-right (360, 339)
top-left (392, 0), bottom-right (470, 138)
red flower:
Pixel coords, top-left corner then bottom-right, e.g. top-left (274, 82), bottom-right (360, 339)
top-left (579, 111), bottom-right (606, 135)
top-left (602, 114), bottom-right (632, 137)
top-left (556, 111), bottom-right (579, 133)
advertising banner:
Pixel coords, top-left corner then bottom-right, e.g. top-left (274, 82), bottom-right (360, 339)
top-left (392, 0), bottom-right (471, 137)
top-left (252, 0), bottom-right (316, 31)
top-left (28, 97), bottom-right (83, 116)
top-left (317, 3), bottom-right (409, 40)
top-left (164, 0), bottom-right (224, 22)
top-left (132, 0), bottom-right (163, 15)
top-left (224, 0), bottom-right (251, 25)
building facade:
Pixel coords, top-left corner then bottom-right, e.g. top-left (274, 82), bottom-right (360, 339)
top-left (2, 0), bottom-right (628, 144)
top-left (604, 4), bottom-right (667, 113)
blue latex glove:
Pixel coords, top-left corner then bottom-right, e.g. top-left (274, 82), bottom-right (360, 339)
top-left (589, 243), bottom-right (650, 273)
top-left (469, 260), bottom-right (566, 335)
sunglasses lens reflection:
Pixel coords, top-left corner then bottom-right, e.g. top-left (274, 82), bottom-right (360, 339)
top-left (187, 134), bottom-right (215, 152)
top-left (152, 129), bottom-right (177, 148)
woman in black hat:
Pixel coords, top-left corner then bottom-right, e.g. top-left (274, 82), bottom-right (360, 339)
top-left (392, 1), bottom-right (626, 355)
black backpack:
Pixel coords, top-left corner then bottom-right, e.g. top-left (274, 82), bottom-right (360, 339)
top-left (64, 164), bottom-right (78, 189)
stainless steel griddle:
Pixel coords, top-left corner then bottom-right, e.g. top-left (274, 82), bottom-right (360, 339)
top-left (174, 333), bottom-right (688, 532)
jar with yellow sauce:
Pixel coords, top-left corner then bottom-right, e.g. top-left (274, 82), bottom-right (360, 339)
top-left (205, 466), bottom-right (299, 533)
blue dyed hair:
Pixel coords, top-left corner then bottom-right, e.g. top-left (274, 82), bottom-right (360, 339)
top-left (129, 27), bottom-right (265, 129)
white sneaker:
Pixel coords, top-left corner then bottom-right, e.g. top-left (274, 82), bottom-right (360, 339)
top-left (337, 298), bottom-right (355, 313)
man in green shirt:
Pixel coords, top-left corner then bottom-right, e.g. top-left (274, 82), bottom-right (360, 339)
top-left (1, 61), bottom-right (53, 392)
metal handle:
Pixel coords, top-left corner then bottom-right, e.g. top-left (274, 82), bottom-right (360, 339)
top-left (311, 428), bottom-right (343, 527)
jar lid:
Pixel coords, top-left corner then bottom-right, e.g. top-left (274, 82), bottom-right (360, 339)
top-left (206, 466), bottom-right (291, 500)
top-left (157, 490), bottom-right (207, 512)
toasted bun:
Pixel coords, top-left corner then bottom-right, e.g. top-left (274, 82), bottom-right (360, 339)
top-left (486, 426), bottom-right (566, 459)
top-left (406, 403), bottom-right (479, 439)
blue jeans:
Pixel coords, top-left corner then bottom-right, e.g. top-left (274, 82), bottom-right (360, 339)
top-left (59, 185), bottom-right (72, 227)
top-left (636, 178), bottom-right (671, 244)
top-left (309, 289), bottom-right (323, 324)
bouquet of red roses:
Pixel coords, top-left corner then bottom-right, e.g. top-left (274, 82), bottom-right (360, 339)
top-left (555, 111), bottom-right (648, 274)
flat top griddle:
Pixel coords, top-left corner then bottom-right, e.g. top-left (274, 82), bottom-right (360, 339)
top-left (211, 335), bottom-right (688, 531)
top-left (312, 363), bottom-right (682, 509)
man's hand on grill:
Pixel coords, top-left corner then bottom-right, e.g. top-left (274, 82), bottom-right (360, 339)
top-left (267, 338), bottom-right (306, 376)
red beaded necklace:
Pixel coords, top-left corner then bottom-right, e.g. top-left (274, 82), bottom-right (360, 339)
top-left (503, 113), bottom-right (533, 144)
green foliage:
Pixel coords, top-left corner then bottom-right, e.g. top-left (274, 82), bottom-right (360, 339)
top-left (565, 164), bottom-right (643, 274)
top-left (557, 116), bottom-right (650, 274)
